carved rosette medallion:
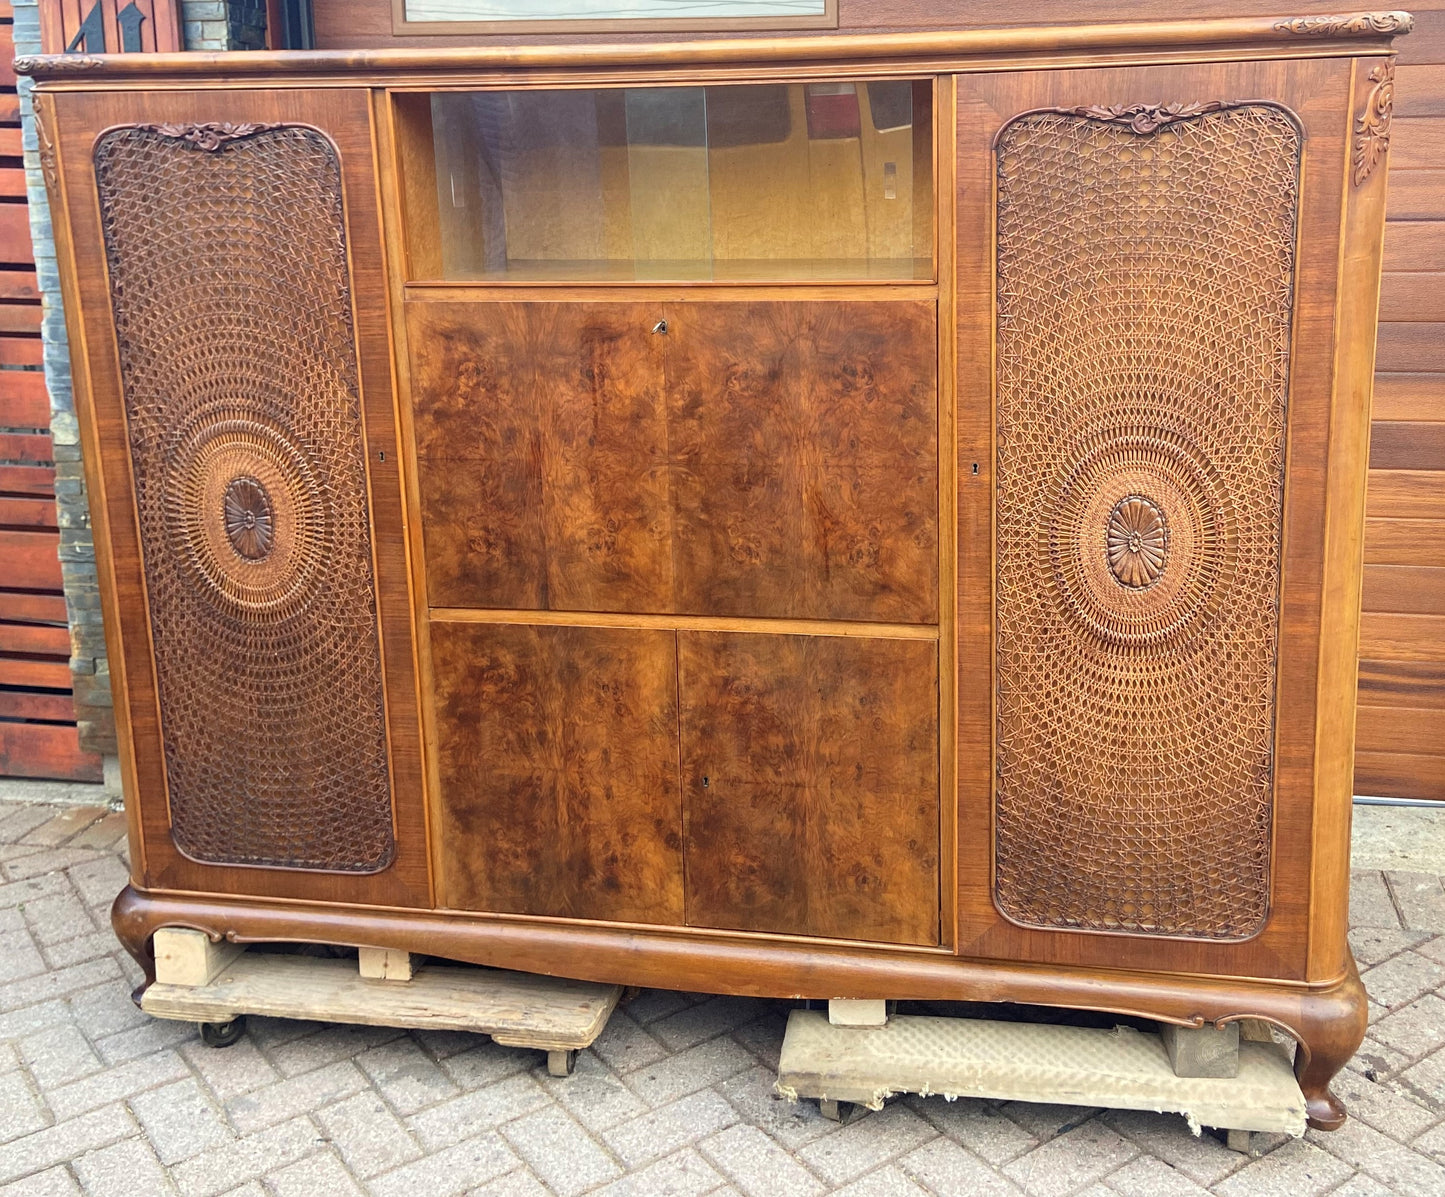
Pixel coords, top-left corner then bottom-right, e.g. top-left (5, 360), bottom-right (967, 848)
top-left (223, 476), bottom-right (274, 561)
top-left (1107, 495), bottom-right (1168, 588)
top-left (1353, 59), bottom-right (1395, 186)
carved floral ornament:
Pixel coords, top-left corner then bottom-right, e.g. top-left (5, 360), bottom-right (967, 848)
top-left (1055, 101), bottom-right (1241, 134)
top-left (223, 476), bottom-right (274, 561)
top-left (1106, 495), bottom-right (1169, 589)
top-left (138, 122), bottom-right (283, 151)
top-left (1353, 58), bottom-right (1395, 186)
top-left (1274, 11), bottom-right (1414, 36)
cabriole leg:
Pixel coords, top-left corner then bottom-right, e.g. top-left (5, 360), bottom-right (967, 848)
top-left (1292, 966), bottom-right (1369, 1131)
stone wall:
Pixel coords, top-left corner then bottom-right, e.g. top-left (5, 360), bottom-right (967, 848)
top-left (182, 0), bottom-right (267, 51)
top-left (17, 0), bottom-right (269, 764)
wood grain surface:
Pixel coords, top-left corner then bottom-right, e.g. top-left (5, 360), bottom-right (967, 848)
top-left (666, 300), bottom-right (937, 622)
top-left (408, 298), bottom-right (937, 623)
top-left (431, 621), bottom-right (684, 925)
top-left (679, 631), bottom-right (939, 945)
top-left (408, 301), bottom-right (672, 612)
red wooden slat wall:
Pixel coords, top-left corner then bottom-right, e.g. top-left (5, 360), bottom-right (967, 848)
top-left (0, 0), bottom-right (101, 780)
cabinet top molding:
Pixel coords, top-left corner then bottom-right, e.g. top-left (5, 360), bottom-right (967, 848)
top-left (14, 12), bottom-right (1410, 83)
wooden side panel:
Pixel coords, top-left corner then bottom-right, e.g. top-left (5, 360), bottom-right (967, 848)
top-left (407, 301), bottom-right (672, 613)
top-left (431, 621), bottom-right (684, 925)
top-left (666, 300), bottom-right (937, 623)
top-left (679, 631), bottom-right (939, 945)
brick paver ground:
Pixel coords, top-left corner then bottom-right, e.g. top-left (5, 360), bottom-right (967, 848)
top-left (3, 795), bottom-right (1445, 1196)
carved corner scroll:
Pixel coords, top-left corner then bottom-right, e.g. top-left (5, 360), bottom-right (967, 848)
top-left (1274, 11), bottom-right (1413, 36)
top-left (1353, 58), bottom-right (1396, 186)
top-left (136, 122), bottom-right (284, 151)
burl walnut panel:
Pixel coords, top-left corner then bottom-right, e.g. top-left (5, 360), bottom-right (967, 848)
top-left (408, 302), bottom-right (672, 612)
top-left (408, 299), bottom-right (937, 624)
top-left (666, 300), bottom-right (937, 623)
top-left (92, 124), bottom-right (394, 873)
top-left (431, 621), bottom-right (684, 924)
top-left (992, 103), bottom-right (1300, 939)
top-left (679, 631), bottom-right (939, 945)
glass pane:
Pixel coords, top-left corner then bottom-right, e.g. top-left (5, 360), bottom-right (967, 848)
top-left (422, 81), bottom-right (932, 282)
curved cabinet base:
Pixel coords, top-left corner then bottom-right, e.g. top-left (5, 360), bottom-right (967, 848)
top-left (112, 884), bottom-right (1366, 1130)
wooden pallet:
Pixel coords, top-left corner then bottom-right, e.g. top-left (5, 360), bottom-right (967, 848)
top-left (142, 929), bottom-right (622, 1075)
top-left (776, 1007), bottom-right (1307, 1146)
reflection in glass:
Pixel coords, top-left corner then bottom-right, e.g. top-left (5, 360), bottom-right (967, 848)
top-left (425, 81), bottom-right (933, 282)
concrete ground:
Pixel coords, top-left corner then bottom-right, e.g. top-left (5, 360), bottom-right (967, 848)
top-left (3, 794), bottom-right (1445, 1197)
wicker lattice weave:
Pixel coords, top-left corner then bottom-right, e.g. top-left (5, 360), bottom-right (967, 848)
top-left (992, 104), bottom-right (1300, 939)
top-left (94, 125), bottom-right (394, 872)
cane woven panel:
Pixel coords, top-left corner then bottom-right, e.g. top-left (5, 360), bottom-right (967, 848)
top-left (93, 124), bottom-right (394, 872)
top-left (992, 103), bottom-right (1300, 939)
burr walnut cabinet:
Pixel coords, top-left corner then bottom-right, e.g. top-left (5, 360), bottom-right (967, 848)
top-left (19, 9), bottom-right (1410, 1130)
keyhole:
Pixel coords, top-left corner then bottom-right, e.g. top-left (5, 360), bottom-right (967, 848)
top-left (702, 776), bottom-right (709, 787)
top-left (653, 320), bottom-right (668, 335)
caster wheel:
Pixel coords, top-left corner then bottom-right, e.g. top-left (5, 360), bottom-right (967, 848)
top-left (198, 1016), bottom-right (247, 1048)
top-left (547, 1049), bottom-right (578, 1077)
top-left (819, 1098), bottom-right (859, 1124)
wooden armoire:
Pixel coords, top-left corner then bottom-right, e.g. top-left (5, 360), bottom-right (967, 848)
top-left (20, 9), bottom-right (1408, 1130)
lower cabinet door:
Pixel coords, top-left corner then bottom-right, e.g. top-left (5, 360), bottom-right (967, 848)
top-left (679, 631), bottom-right (941, 946)
top-left (431, 621), bottom-right (685, 925)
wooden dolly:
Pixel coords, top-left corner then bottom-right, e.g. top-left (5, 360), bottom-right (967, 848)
top-left (777, 1002), bottom-right (1307, 1152)
top-left (143, 929), bottom-right (621, 1076)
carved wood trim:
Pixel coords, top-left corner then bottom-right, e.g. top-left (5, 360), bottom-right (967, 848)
top-left (1273, 12), bottom-right (1413, 36)
top-left (1353, 58), bottom-right (1395, 186)
top-left (13, 53), bottom-right (105, 73)
top-left (1044, 100), bottom-right (1245, 134)
top-left (994, 100), bottom-right (1303, 149)
top-left (31, 92), bottom-right (59, 195)
top-left (134, 122), bottom-right (288, 151)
